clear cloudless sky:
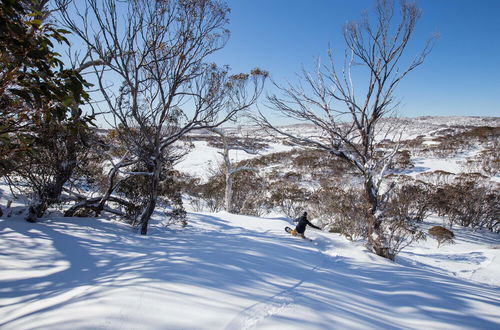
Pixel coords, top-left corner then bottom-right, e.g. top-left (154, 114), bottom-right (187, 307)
top-left (209, 0), bottom-right (500, 119)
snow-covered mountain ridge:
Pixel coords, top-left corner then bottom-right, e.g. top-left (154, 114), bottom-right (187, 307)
top-left (214, 116), bottom-right (500, 138)
top-left (175, 115), bottom-right (499, 182)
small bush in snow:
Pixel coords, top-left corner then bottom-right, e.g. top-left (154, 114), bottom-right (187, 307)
top-left (378, 217), bottom-right (426, 260)
top-left (117, 167), bottom-right (187, 226)
top-left (428, 226), bottom-right (455, 248)
top-left (388, 150), bottom-right (414, 171)
top-left (269, 182), bottom-right (310, 219)
top-left (388, 181), bottom-right (433, 222)
top-left (189, 175), bottom-right (225, 212)
top-left (462, 147), bottom-right (499, 177)
top-left (231, 170), bottom-right (268, 216)
top-left (191, 169), bottom-right (268, 215)
top-left (310, 186), bottom-right (368, 241)
top-left (429, 175), bottom-right (499, 232)
top-left (376, 187), bottom-right (428, 260)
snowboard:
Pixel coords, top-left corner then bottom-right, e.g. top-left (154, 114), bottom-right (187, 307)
top-left (285, 226), bottom-right (312, 241)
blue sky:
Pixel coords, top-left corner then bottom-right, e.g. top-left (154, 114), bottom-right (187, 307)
top-left (210, 0), bottom-right (500, 119)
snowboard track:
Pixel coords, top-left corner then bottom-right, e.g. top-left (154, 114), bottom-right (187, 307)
top-left (225, 236), bottom-right (328, 330)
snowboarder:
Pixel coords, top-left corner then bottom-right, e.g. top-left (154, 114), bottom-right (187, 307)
top-left (289, 211), bottom-right (320, 239)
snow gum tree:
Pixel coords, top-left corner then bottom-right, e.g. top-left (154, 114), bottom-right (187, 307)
top-left (210, 127), bottom-right (259, 213)
top-left (57, 0), bottom-right (266, 234)
top-left (258, 0), bottom-right (435, 259)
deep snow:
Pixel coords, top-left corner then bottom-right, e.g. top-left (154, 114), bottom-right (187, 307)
top-left (1, 211), bottom-right (499, 329)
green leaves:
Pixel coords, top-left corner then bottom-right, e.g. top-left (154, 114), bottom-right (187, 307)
top-left (1, 0), bottom-right (94, 176)
top-left (9, 88), bottom-right (33, 103)
top-left (28, 18), bottom-right (42, 28)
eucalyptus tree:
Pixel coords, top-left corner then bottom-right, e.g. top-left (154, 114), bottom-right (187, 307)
top-left (57, 0), bottom-right (266, 234)
top-left (258, 0), bottom-right (434, 258)
top-left (1, 0), bottom-right (94, 221)
top-left (210, 127), bottom-right (261, 213)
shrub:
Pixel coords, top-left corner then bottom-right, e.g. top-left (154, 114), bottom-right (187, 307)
top-left (158, 170), bottom-right (187, 226)
top-left (389, 150), bottom-right (414, 171)
top-left (387, 181), bottom-right (433, 222)
top-left (116, 166), bottom-right (187, 224)
top-left (429, 175), bottom-right (499, 232)
top-left (375, 184), bottom-right (429, 260)
top-left (231, 170), bottom-right (268, 216)
top-left (310, 185), bottom-right (368, 241)
top-left (428, 226), bottom-right (454, 248)
top-left (189, 175), bottom-right (225, 212)
top-left (378, 216), bottom-right (426, 260)
top-left (189, 169), bottom-right (268, 215)
top-left (269, 183), bottom-right (310, 219)
top-left (419, 170), bottom-right (455, 186)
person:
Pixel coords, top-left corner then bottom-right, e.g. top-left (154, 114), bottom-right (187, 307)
top-left (291, 211), bottom-right (320, 238)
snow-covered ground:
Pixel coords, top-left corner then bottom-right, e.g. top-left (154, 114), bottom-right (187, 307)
top-left (175, 140), bottom-right (295, 180)
top-left (1, 210), bottom-right (499, 329)
top-left (1, 116), bottom-right (499, 329)
top-left (176, 116), bottom-right (499, 182)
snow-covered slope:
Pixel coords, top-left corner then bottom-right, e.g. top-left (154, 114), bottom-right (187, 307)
top-left (1, 212), bottom-right (499, 329)
top-left (1, 116), bottom-right (499, 328)
top-left (175, 116), bottom-right (500, 180)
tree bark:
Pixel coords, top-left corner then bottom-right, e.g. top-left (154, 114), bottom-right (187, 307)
top-left (364, 176), bottom-right (392, 259)
top-left (26, 159), bottom-right (75, 222)
top-left (224, 172), bottom-right (233, 213)
top-left (138, 160), bottom-right (161, 235)
top-left (139, 196), bottom-right (157, 235)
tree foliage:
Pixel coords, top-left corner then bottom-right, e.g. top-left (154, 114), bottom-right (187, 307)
top-left (1, 0), bottom-right (94, 221)
top-left (0, 0), bottom-right (91, 175)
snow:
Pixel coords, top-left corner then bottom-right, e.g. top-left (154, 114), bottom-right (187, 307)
top-left (1, 116), bottom-right (499, 329)
top-left (411, 157), bottom-right (463, 175)
top-left (175, 140), bottom-right (295, 180)
top-left (1, 211), bottom-right (499, 329)
top-left (175, 141), bottom-right (220, 178)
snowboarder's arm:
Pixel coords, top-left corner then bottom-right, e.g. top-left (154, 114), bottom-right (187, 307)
top-left (307, 221), bottom-right (321, 230)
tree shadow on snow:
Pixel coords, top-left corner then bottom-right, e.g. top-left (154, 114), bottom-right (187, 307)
top-left (0, 214), bottom-right (499, 329)
top-left (0, 213), bottom-right (319, 328)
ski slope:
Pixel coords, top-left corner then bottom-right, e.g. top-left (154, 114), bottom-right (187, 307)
top-left (1, 211), bottom-right (499, 329)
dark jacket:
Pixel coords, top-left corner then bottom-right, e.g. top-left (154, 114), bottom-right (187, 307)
top-left (295, 214), bottom-right (320, 234)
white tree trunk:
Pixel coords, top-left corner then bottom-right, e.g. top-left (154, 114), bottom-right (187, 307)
top-left (225, 172), bottom-right (233, 213)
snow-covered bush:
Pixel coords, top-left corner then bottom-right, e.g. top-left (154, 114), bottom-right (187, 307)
top-left (311, 186), bottom-right (368, 241)
top-left (429, 175), bottom-right (499, 232)
top-left (428, 226), bottom-right (454, 248)
top-left (419, 170), bottom-right (455, 187)
top-left (244, 150), bottom-right (294, 168)
top-left (188, 175), bottom-right (225, 212)
top-left (388, 150), bottom-right (414, 171)
top-left (190, 169), bottom-right (268, 215)
top-left (376, 185), bottom-right (429, 259)
top-left (269, 182), bottom-right (310, 219)
top-left (462, 147), bottom-right (499, 177)
top-left (387, 181), bottom-right (433, 222)
top-left (14, 122), bottom-right (96, 222)
top-left (72, 141), bottom-right (108, 194)
top-left (378, 216), bottom-right (426, 260)
top-left (480, 147), bottom-right (500, 177)
top-left (231, 170), bottom-right (268, 216)
top-left (116, 167), bottom-right (187, 226)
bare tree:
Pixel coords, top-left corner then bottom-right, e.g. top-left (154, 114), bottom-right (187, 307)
top-left (210, 127), bottom-right (259, 212)
top-left (57, 0), bottom-right (266, 234)
top-left (257, 0), bottom-right (435, 258)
